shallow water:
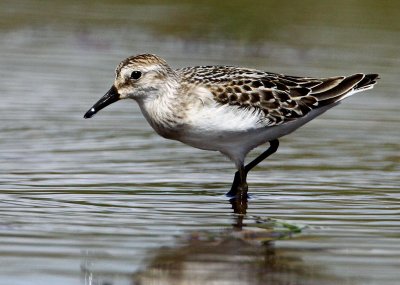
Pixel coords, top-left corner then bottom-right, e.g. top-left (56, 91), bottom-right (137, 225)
top-left (1, 1), bottom-right (399, 285)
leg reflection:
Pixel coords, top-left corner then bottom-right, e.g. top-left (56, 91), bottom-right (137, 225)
top-left (230, 196), bottom-right (248, 230)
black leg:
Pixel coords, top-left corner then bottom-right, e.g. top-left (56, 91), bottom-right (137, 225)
top-left (226, 139), bottom-right (279, 197)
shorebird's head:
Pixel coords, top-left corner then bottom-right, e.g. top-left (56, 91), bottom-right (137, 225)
top-left (84, 54), bottom-right (177, 119)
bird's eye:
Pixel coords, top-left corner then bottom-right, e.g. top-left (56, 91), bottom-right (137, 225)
top-left (130, 71), bottom-right (142, 80)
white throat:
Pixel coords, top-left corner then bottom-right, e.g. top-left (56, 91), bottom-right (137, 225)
top-left (135, 78), bottom-right (183, 138)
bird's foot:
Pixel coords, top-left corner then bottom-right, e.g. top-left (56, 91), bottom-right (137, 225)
top-left (229, 184), bottom-right (248, 215)
top-left (226, 181), bottom-right (248, 200)
top-left (236, 183), bottom-right (248, 200)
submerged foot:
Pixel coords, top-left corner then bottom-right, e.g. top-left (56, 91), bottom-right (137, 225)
top-left (229, 194), bottom-right (248, 215)
top-left (226, 181), bottom-right (248, 200)
top-left (237, 183), bottom-right (248, 199)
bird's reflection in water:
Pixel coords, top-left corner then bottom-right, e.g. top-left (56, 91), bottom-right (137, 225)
top-left (81, 197), bottom-right (341, 285)
top-left (131, 198), bottom-right (341, 285)
top-left (230, 196), bottom-right (248, 230)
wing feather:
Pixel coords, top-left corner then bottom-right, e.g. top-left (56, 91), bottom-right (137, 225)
top-left (177, 66), bottom-right (378, 126)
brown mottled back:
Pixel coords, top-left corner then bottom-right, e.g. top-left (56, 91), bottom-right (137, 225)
top-left (177, 66), bottom-right (378, 126)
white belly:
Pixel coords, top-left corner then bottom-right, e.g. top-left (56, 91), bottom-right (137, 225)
top-left (178, 103), bottom-right (336, 164)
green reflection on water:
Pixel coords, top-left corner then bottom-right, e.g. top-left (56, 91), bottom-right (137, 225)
top-left (2, 0), bottom-right (400, 43)
top-left (151, 0), bottom-right (400, 41)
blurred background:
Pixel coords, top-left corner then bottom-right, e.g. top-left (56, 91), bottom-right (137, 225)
top-left (0, 1), bottom-right (399, 285)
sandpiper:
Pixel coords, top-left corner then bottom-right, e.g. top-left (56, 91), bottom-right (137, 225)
top-left (84, 54), bottom-right (379, 199)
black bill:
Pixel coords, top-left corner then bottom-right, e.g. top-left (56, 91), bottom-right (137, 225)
top-left (84, 85), bottom-right (120, 119)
